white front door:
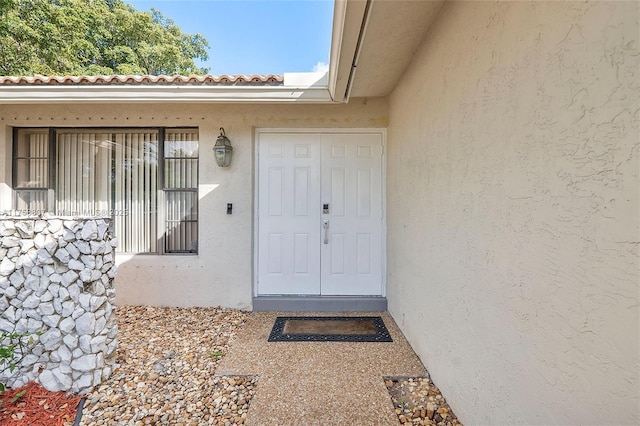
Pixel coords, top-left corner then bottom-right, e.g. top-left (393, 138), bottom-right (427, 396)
top-left (257, 131), bottom-right (384, 296)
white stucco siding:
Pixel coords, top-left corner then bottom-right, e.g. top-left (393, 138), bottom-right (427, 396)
top-left (0, 99), bottom-right (388, 309)
top-left (387, 1), bottom-right (638, 425)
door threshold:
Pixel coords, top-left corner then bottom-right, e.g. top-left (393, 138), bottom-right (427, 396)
top-left (252, 296), bottom-right (387, 312)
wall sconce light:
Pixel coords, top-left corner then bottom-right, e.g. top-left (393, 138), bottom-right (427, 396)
top-left (214, 127), bottom-right (233, 167)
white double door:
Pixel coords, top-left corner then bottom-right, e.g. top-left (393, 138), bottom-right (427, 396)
top-left (257, 131), bottom-right (384, 296)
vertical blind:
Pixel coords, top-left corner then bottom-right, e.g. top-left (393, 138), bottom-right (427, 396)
top-left (114, 131), bottom-right (159, 253)
top-left (56, 130), bottom-right (159, 253)
top-left (56, 132), bottom-right (112, 216)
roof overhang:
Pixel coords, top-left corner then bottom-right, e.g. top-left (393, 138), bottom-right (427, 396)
top-left (0, 0), bottom-right (445, 104)
top-left (330, 0), bottom-right (445, 101)
top-left (0, 72), bottom-right (331, 104)
top-left (328, 0), bottom-right (370, 103)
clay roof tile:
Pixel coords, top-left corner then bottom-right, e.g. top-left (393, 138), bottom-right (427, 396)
top-left (0, 74), bottom-right (284, 86)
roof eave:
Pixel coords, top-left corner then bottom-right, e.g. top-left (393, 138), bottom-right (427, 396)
top-left (0, 85), bottom-right (334, 104)
top-left (328, 0), bottom-right (371, 103)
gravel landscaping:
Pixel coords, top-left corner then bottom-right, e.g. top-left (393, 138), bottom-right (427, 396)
top-left (73, 306), bottom-right (462, 425)
top-left (386, 377), bottom-right (463, 425)
top-left (79, 306), bottom-right (256, 425)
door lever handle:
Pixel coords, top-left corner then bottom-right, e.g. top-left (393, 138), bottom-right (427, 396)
top-left (323, 219), bottom-right (329, 244)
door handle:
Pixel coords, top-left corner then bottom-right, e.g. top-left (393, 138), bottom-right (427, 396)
top-left (323, 219), bottom-right (329, 244)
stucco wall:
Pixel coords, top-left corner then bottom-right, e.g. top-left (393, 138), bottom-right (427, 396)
top-left (0, 99), bottom-right (387, 308)
top-left (386, 1), bottom-right (638, 425)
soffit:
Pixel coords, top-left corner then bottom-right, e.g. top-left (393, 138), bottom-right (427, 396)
top-left (348, 0), bottom-right (445, 98)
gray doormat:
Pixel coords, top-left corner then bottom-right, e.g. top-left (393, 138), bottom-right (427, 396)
top-left (268, 316), bottom-right (393, 342)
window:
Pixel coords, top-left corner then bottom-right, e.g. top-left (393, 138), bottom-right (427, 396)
top-left (13, 129), bottom-right (50, 211)
top-left (12, 128), bottom-right (199, 254)
top-left (164, 130), bottom-right (199, 253)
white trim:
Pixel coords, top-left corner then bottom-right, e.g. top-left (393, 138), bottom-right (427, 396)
top-left (328, 0), bottom-right (348, 101)
top-left (0, 85), bottom-right (335, 104)
top-left (327, 0), bottom-right (370, 103)
top-left (380, 128), bottom-right (387, 298)
top-left (343, 0), bottom-right (373, 102)
top-left (255, 128), bottom-right (386, 135)
top-left (252, 127), bottom-right (387, 298)
top-left (253, 128), bottom-right (260, 298)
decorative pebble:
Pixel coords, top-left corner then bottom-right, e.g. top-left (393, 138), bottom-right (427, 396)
top-left (79, 306), bottom-right (256, 426)
top-left (386, 377), bottom-right (463, 425)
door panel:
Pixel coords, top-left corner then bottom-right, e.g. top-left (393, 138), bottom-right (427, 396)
top-left (257, 132), bottom-right (383, 296)
top-left (320, 134), bottom-right (383, 295)
top-left (258, 134), bottom-right (322, 295)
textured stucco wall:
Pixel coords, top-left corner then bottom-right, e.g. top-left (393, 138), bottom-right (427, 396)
top-left (387, 1), bottom-right (638, 425)
top-left (0, 99), bottom-right (387, 308)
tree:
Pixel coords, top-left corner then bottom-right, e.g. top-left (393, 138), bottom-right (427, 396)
top-left (0, 0), bottom-right (210, 75)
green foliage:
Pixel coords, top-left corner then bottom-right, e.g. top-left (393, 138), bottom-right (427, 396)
top-left (10, 389), bottom-right (26, 403)
top-left (0, 331), bottom-right (38, 393)
top-left (0, 0), bottom-right (210, 76)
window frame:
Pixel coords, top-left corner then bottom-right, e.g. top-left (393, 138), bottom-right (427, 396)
top-left (12, 127), bottom-right (55, 190)
top-left (11, 128), bottom-right (55, 213)
top-left (11, 126), bottom-right (199, 256)
top-left (161, 128), bottom-right (200, 255)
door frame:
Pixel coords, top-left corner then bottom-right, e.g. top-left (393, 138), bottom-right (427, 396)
top-left (253, 128), bottom-right (387, 298)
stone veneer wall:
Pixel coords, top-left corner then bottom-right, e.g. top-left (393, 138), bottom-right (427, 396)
top-left (0, 216), bottom-right (118, 394)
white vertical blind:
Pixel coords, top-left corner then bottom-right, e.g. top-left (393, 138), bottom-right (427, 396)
top-left (95, 138), bottom-right (111, 214)
top-left (114, 131), bottom-right (158, 253)
top-left (55, 130), bottom-right (157, 253)
top-left (55, 132), bottom-right (111, 216)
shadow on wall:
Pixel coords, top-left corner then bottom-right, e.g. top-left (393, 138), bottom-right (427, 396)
top-left (112, 178), bottom-right (230, 308)
top-left (108, 127), bottom-right (247, 308)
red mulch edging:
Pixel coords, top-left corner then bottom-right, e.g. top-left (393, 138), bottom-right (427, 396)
top-left (0, 381), bottom-right (82, 426)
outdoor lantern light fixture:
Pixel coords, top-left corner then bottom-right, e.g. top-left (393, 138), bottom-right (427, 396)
top-left (214, 127), bottom-right (233, 167)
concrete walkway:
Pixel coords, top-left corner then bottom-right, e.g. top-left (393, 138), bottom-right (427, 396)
top-left (216, 312), bottom-right (426, 425)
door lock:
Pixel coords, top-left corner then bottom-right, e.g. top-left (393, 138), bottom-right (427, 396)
top-left (323, 203), bottom-right (329, 214)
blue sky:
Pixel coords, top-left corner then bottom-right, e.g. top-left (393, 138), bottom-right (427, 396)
top-left (127, 0), bottom-right (334, 75)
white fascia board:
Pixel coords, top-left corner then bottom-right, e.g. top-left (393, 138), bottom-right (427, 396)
top-left (327, 0), bottom-right (368, 104)
top-left (328, 0), bottom-right (348, 101)
top-left (0, 84), bottom-right (334, 104)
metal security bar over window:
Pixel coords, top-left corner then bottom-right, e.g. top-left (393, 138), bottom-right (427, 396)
top-left (163, 130), bottom-right (199, 253)
top-left (11, 128), bottom-right (199, 255)
top-left (12, 129), bottom-right (50, 212)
